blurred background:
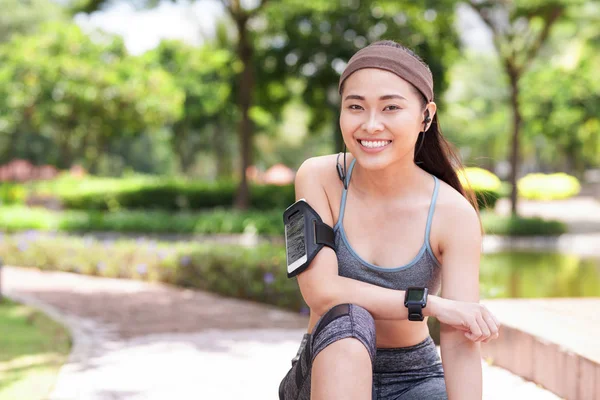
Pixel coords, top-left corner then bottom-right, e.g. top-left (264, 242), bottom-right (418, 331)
top-left (0, 0), bottom-right (599, 399)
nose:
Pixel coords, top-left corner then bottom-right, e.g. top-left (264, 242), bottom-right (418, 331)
top-left (362, 112), bottom-right (384, 134)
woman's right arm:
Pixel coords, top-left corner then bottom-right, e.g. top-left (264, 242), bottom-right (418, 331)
top-left (293, 157), bottom-right (499, 342)
top-left (294, 156), bottom-right (429, 320)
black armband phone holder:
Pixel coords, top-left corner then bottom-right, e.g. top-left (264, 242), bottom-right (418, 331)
top-left (283, 198), bottom-right (335, 278)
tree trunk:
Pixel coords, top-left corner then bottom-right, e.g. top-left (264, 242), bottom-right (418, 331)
top-left (507, 66), bottom-right (522, 217)
top-left (233, 16), bottom-right (254, 210)
top-left (213, 120), bottom-right (232, 179)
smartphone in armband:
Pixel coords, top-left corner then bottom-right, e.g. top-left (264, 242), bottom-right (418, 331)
top-left (283, 199), bottom-right (335, 278)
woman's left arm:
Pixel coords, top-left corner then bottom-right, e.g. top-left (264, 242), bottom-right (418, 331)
top-left (438, 200), bottom-right (487, 400)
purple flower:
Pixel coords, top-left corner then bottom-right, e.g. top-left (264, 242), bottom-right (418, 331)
top-left (299, 306), bottom-right (310, 316)
top-left (263, 272), bottom-right (275, 285)
top-left (136, 264), bottom-right (147, 275)
top-left (180, 255), bottom-right (192, 267)
top-left (17, 242), bottom-right (28, 252)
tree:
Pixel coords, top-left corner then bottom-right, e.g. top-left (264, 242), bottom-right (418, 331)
top-left (0, 22), bottom-right (184, 170)
top-left (143, 38), bottom-right (240, 175)
top-left (261, 0), bottom-right (460, 154)
top-left (0, 0), bottom-right (65, 43)
top-left (466, 0), bottom-right (585, 216)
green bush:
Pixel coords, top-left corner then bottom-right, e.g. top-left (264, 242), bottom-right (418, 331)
top-left (0, 233), bottom-right (307, 313)
top-left (0, 183), bottom-right (27, 205)
top-left (31, 175), bottom-right (295, 211)
top-left (480, 211), bottom-right (567, 236)
top-left (0, 205), bottom-right (567, 237)
top-left (0, 206), bottom-right (283, 235)
top-left (458, 167), bottom-right (502, 209)
top-left (517, 173), bottom-right (581, 200)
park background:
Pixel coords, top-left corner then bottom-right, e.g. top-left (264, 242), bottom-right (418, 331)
top-left (0, 0), bottom-right (599, 399)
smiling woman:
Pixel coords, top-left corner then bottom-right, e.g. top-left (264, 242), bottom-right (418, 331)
top-left (278, 40), bottom-right (501, 400)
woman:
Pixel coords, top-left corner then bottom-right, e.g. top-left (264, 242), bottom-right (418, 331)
top-left (278, 40), bottom-right (500, 400)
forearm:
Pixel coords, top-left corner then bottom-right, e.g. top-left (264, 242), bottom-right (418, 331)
top-left (317, 275), bottom-right (442, 320)
top-left (442, 342), bottom-right (482, 400)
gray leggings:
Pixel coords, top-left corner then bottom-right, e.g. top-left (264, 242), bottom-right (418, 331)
top-left (278, 303), bottom-right (448, 400)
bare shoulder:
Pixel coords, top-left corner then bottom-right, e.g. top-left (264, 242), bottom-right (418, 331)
top-left (434, 177), bottom-right (482, 252)
top-left (295, 154), bottom-right (346, 226)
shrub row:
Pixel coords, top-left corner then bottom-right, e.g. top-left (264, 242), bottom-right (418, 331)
top-left (6, 170), bottom-right (583, 211)
top-left (28, 175), bottom-right (295, 211)
top-left (0, 233), bottom-right (307, 313)
top-left (0, 206), bottom-right (567, 236)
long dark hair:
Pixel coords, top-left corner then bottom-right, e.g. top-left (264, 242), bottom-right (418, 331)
top-left (342, 40), bottom-right (482, 223)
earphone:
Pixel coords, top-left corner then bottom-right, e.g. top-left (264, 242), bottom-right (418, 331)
top-left (337, 109), bottom-right (432, 183)
top-left (423, 109), bottom-right (431, 127)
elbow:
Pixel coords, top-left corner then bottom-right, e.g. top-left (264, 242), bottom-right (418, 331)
top-left (306, 281), bottom-right (342, 317)
top-left (301, 281), bottom-right (341, 316)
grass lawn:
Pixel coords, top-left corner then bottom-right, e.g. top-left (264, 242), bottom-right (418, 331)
top-left (0, 298), bottom-right (71, 400)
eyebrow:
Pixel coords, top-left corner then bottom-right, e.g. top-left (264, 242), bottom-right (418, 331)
top-left (344, 94), bottom-right (408, 102)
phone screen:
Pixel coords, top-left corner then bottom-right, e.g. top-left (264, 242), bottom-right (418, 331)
top-left (285, 211), bottom-right (307, 272)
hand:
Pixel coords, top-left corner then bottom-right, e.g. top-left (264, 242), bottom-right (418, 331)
top-left (431, 297), bottom-right (501, 343)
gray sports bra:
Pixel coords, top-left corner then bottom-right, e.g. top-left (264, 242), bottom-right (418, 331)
top-left (333, 158), bottom-right (443, 295)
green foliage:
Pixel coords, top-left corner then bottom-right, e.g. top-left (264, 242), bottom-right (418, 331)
top-left (261, 0), bottom-right (460, 147)
top-left (0, 22), bottom-right (184, 169)
top-left (480, 211), bottom-right (567, 236)
top-left (458, 167), bottom-right (503, 209)
top-left (0, 0), bottom-right (65, 43)
top-left (517, 173), bottom-right (581, 200)
top-left (0, 234), bottom-right (307, 312)
top-left (0, 205), bottom-right (284, 235)
top-left (0, 204), bottom-right (567, 237)
top-left (29, 175), bottom-right (295, 211)
top-left (141, 39), bottom-right (240, 173)
top-left (0, 298), bottom-right (70, 399)
top-left (0, 183), bottom-right (27, 205)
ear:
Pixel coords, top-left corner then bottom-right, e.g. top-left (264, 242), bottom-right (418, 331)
top-left (423, 102), bottom-right (437, 131)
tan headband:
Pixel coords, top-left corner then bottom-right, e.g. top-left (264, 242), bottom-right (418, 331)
top-left (338, 44), bottom-right (434, 102)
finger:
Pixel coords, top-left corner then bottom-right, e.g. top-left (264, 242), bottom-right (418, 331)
top-left (475, 314), bottom-right (490, 342)
top-left (467, 317), bottom-right (482, 342)
top-left (482, 309), bottom-right (501, 340)
top-left (483, 314), bottom-right (499, 340)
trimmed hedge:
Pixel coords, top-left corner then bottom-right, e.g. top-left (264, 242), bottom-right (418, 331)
top-left (0, 206), bottom-right (567, 236)
top-left (26, 172), bottom-right (505, 211)
top-left (30, 175), bottom-right (295, 211)
top-left (480, 211), bottom-right (567, 236)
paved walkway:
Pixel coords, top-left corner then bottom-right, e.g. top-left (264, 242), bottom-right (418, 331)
top-left (3, 266), bottom-right (560, 400)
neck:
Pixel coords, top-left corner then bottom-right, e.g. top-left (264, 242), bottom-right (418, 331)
top-left (350, 157), bottom-right (428, 200)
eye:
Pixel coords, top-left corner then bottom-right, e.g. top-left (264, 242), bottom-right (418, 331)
top-left (348, 104), bottom-right (363, 110)
top-left (384, 105), bottom-right (400, 111)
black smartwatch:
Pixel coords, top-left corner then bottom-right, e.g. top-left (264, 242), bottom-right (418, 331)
top-left (404, 287), bottom-right (428, 321)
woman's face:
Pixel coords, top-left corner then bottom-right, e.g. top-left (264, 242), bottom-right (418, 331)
top-left (339, 68), bottom-right (435, 171)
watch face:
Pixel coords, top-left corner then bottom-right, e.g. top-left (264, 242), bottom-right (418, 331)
top-left (407, 288), bottom-right (425, 302)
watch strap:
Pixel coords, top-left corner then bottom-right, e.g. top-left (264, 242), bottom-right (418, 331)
top-left (408, 303), bottom-right (424, 321)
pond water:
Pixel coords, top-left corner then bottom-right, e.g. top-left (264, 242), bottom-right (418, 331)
top-left (479, 251), bottom-right (600, 298)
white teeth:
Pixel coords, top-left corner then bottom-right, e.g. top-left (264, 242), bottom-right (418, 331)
top-left (360, 140), bottom-right (390, 148)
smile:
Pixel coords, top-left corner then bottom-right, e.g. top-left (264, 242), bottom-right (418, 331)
top-left (358, 139), bottom-right (392, 149)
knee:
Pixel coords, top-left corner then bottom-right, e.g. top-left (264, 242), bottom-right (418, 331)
top-left (311, 303), bottom-right (376, 364)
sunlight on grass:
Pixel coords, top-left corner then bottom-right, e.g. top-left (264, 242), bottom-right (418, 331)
top-left (0, 299), bottom-right (71, 400)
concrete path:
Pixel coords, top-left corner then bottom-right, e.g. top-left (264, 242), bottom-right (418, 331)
top-left (3, 266), bottom-right (560, 400)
